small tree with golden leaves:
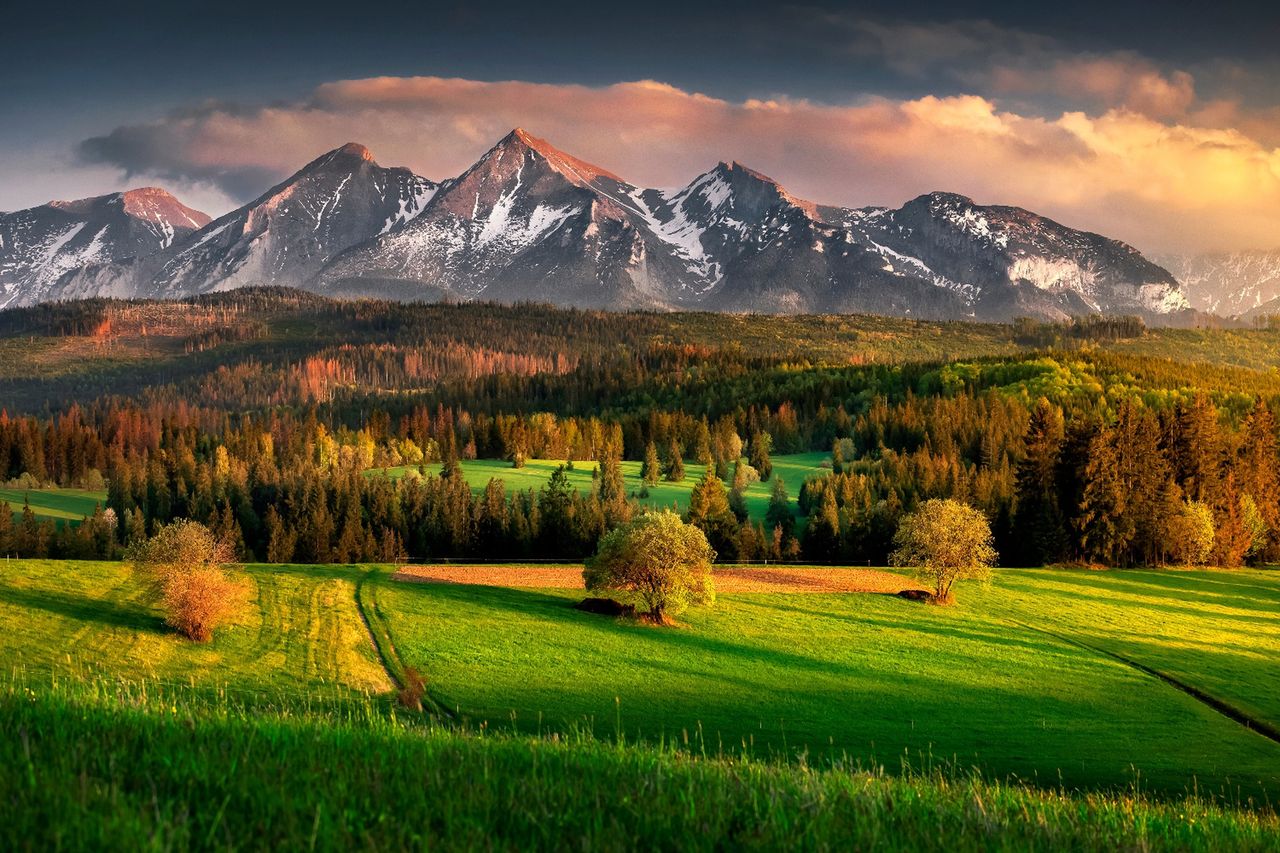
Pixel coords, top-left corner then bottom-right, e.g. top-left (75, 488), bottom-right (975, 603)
top-left (891, 499), bottom-right (995, 604)
top-left (128, 520), bottom-right (246, 642)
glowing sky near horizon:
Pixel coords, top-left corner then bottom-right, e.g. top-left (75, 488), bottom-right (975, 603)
top-left (2, 0), bottom-right (1278, 254)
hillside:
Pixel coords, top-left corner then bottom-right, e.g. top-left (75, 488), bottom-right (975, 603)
top-left (0, 290), bottom-right (1277, 414)
top-left (1, 559), bottom-right (1277, 849)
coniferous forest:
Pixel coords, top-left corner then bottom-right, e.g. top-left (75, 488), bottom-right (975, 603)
top-left (2, 288), bottom-right (1279, 569)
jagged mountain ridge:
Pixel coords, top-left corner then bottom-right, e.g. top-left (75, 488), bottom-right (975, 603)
top-left (150, 143), bottom-right (438, 297)
top-left (1155, 251), bottom-right (1280, 318)
top-left (2, 130), bottom-right (1191, 321)
top-left (0, 188), bottom-right (210, 308)
top-left (825, 193), bottom-right (1188, 320)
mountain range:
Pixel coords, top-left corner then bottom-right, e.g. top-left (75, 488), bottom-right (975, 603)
top-left (0, 128), bottom-right (1242, 322)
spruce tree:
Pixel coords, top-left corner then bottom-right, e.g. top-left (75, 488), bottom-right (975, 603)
top-left (664, 438), bottom-right (685, 483)
top-left (641, 440), bottom-right (661, 486)
top-left (750, 431), bottom-right (773, 481)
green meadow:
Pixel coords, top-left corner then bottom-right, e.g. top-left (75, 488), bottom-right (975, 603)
top-left (373, 567), bottom-right (1280, 798)
top-left (373, 452), bottom-right (830, 522)
top-left (2, 558), bottom-right (1278, 848)
top-left (0, 487), bottom-right (107, 523)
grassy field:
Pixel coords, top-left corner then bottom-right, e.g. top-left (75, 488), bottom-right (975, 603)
top-left (4, 674), bottom-right (1278, 852)
top-left (0, 560), bottom-right (387, 698)
top-left (0, 487), bottom-right (107, 522)
top-left (373, 452), bottom-right (830, 522)
top-left (372, 566), bottom-right (1280, 798)
top-left (1, 557), bottom-right (1278, 847)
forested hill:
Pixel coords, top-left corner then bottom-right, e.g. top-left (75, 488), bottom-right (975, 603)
top-left (3, 288), bottom-right (1280, 570)
top-left (0, 287), bottom-right (1273, 416)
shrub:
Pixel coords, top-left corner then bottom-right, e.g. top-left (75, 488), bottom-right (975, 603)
top-left (128, 520), bottom-right (246, 642)
top-left (1167, 499), bottom-right (1214, 566)
top-left (891, 499), bottom-right (995, 604)
top-left (398, 667), bottom-right (428, 711)
top-left (583, 511), bottom-right (715, 623)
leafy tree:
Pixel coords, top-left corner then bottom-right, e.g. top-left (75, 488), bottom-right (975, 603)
top-left (127, 520), bottom-right (246, 642)
top-left (583, 511), bottom-right (715, 623)
top-left (890, 499), bottom-right (996, 603)
top-left (1240, 493), bottom-right (1269, 563)
top-left (1166, 499), bottom-right (1214, 566)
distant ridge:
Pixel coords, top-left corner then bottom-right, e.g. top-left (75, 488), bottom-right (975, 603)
top-left (0, 130), bottom-right (1191, 322)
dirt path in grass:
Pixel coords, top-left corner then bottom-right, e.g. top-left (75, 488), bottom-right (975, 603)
top-left (393, 565), bottom-right (913, 594)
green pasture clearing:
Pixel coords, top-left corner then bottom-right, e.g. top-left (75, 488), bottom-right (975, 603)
top-left (373, 566), bottom-right (1280, 797)
top-left (371, 452), bottom-right (830, 521)
top-left (0, 487), bottom-right (106, 522)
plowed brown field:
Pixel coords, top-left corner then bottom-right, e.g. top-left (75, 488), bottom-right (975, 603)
top-left (393, 565), bottom-right (912, 594)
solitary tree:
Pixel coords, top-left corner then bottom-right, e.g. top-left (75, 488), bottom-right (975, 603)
top-left (583, 511), bottom-right (715, 623)
top-left (640, 440), bottom-right (661, 486)
top-left (663, 438), bottom-right (685, 483)
top-left (890, 499), bottom-right (996, 603)
top-left (128, 519), bottom-right (246, 642)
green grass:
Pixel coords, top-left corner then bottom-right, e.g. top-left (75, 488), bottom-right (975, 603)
top-left (2, 558), bottom-right (1278, 847)
top-left (373, 452), bottom-right (830, 522)
top-left (372, 567), bottom-right (1280, 798)
top-left (0, 560), bottom-right (388, 698)
top-left (4, 674), bottom-right (1278, 852)
top-left (0, 487), bottom-right (107, 522)
top-left (980, 569), bottom-right (1280, 733)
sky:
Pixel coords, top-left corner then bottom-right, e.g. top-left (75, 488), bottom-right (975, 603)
top-left (2, 0), bottom-right (1278, 254)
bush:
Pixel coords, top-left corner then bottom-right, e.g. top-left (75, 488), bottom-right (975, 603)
top-left (890, 499), bottom-right (995, 604)
top-left (127, 520), bottom-right (246, 642)
top-left (1167, 499), bottom-right (1214, 566)
top-left (583, 511), bottom-right (715, 623)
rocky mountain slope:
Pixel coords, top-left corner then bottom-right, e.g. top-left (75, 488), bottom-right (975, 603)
top-left (2, 129), bottom-right (1192, 322)
top-left (1155, 251), bottom-right (1280, 318)
top-left (0, 189), bottom-right (209, 308)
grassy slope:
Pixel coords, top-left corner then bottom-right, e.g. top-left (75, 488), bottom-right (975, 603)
top-left (0, 487), bottom-right (106, 522)
top-left (982, 570), bottom-right (1280, 731)
top-left (4, 678), bottom-right (1277, 852)
top-left (374, 452), bottom-right (829, 522)
top-left (0, 560), bottom-right (388, 697)
top-left (373, 567), bottom-right (1280, 797)
top-left (0, 558), bottom-right (1277, 847)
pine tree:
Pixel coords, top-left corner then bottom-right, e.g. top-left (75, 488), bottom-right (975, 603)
top-left (750, 431), bottom-right (773, 481)
top-left (1077, 426), bottom-right (1127, 565)
top-left (640, 440), bottom-right (661, 486)
top-left (664, 438), bottom-right (685, 483)
top-left (265, 505), bottom-right (296, 563)
top-left (803, 488), bottom-right (840, 562)
top-left (686, 468), bottom-right (736, 558)
top-left (1238, 401), bottom-right (1280, 559)
top-left (765, 476), bottom-right (795, 543)
top-left (1014, 398), bottom-right (1066, 565)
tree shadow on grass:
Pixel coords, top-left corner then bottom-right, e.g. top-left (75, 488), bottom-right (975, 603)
top-left (1001, 569), bottom-right (1280, 616)
top-left (0, 584), bottom-right (158, 633)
